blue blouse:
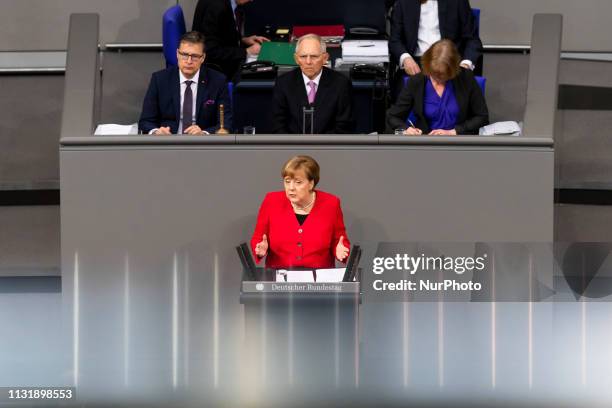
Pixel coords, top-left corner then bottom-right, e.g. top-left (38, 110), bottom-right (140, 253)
top-left (424, 78), bottom-right (460, 131)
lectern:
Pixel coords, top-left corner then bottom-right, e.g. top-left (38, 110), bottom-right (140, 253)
top-left (238, 246), bottom-right (362, 387)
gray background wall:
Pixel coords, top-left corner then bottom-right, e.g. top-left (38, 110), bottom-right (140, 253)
top-left (0, 0), bottom-right (179, 51)
top-left (2, 0), bottom-right (612, 51)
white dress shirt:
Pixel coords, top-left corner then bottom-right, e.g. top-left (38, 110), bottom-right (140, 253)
top-left (149, 69), bottom-right (201, 135)
top-left (415, 0), bottom-right (441, 57)
top-left (399, 0), bottom-right (474, 70)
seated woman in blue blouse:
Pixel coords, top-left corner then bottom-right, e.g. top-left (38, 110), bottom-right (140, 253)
top-left (386, 39), bottom-right (489, 135)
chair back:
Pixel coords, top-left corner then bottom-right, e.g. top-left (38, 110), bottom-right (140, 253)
top-left (163, 5), bottom-right (187, 68)
top-left (472, 8), bottom-right (481, 38)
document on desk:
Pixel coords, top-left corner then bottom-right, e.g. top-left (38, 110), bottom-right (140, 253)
top-left (478, 121), bottom-right (522, 136)
top-left (277, 270), bottom-right (315, 283)
top-left (342, 40), bottom-right (389, 63)
top-left (315, 268), bottom-right (346, 282)
top-left (94, 123), bottom-right (138, 135)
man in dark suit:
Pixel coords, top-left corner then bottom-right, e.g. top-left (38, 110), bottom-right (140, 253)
top-left (192, 0), bottom-right (269, 80)
top-left (270, 34), bottom-right (355, 134)
top-left (139, 31), bottom-right (232, 135)
top-left (389, 0), bottom-right (482, 76)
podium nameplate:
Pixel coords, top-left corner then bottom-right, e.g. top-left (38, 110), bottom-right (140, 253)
top-left (242, 281), bottom-right (360, 294)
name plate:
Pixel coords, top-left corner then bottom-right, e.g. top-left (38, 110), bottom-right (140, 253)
top-left (242, 281), bottom-right (360, 294)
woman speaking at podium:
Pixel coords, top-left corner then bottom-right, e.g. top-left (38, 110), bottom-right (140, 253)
top-left (251, 155), bottom-right (350, 269)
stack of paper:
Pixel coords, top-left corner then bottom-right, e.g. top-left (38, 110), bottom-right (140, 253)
top-left (315, 268), bottom-right (346, 282)
top-left (275, 268), bottom-right (346, 283)
top-left (479, 121), bottom-right (522, 136)
top-left (342, 40), bottom-right (389, 64)
top-left (94, 123), bottom-right (138, 135)
top-left (277, 270), bottom-right (315, 283)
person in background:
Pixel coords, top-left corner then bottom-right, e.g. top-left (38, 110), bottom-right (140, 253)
top-left (270, 34), bottom-right (355, 134)
top-left (251, 155), bottom-right (350, 269)
top-left (192, 0), bottom-right (269, 80)
top-left (386, 39), bottom-right (488, 135)
top-left (389, 0), bottom-right (482, 97)
top-left (138, 31), bottom-right (232, 135)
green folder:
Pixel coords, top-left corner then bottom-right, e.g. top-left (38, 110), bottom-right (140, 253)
top-left (257, 42), bottom-right (297, 66)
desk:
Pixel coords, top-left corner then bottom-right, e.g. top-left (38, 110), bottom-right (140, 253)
top-left (233, 77), bottom-right (387, 134)
top-left (60, 135), bottom-right (553, 392)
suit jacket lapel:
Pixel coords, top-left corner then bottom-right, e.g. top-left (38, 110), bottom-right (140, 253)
top-left (453, 74), bottom-right (467, 123)
top-left (195, 68), bottom-right (208, 122)
top-left (313, 68), bottom-right (331, 132)
top-left (413, 76), bottom-right (429, 133)
top-left (294, 70), bottom-right (310, 133)
top-left (313, 68), bottom-right (330, 105)
top-left (295, 69), bottom-right (310, 108)
top-left (437, 0), bottom-right (448, 38)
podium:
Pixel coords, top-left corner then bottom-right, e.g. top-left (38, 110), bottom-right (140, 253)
top-left (240, 269), bottom-right (361, 387)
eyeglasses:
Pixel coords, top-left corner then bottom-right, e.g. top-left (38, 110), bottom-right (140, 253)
top-left (177, 50), bottom-right (204, 61)
top-left (296, 54), bottom-right (323, 61)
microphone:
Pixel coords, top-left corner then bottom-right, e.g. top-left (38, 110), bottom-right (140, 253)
top-left (302, 105), bottom-right (315, 135)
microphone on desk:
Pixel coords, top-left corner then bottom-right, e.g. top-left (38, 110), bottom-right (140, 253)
top-left (302, 105), bottom-right (315, 135)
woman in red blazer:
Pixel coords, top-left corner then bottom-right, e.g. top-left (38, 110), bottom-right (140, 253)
top-left (251, 155), bottom-right (350, 269)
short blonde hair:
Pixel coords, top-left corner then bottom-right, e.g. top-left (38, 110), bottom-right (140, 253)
top-left (295, 34), bottom-right (327, 55)
top-left (421, 39), bottom-right (461, 82)
top-left (281, 155), bottom-right (320, 187)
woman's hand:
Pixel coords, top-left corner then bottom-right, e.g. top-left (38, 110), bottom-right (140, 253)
top-left (429, 129), bottom-right (457, 136)
top-left (404, 127), bottom-right (423, 135)
top-left (335, 236), bottom-right (349, 262)
top-left (255, 234), bottom-right (268, 257)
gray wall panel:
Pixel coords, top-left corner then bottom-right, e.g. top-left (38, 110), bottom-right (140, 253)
top-left (0, 75), bottom-right (63, 185)
top-left (0, 0), bottom-right (175, 51)
top-left (100, 51), bottom-right (165, 125)
top-left (483, 54), bottom-right (529, 124)
top-left (471, 0), bottom-right (612, 51)
top-left (0, 207), bottom-right (60, 277)
top-left (556, 60), bottom-right (612, 188)
top-left (556, 110), bottom-right (612, 188)
top-left (556, 204), bottom-right (612, 242)
top-left (560, 59), bottom-right (612, 88)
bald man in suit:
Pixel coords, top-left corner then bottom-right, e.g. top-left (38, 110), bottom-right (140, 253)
top-left (270, 34), bottom-right (355, 134)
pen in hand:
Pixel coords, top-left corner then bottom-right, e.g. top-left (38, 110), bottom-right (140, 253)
top-left (404, 119), bottom-right (422, 135)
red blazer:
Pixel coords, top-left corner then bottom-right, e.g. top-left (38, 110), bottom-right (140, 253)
top-left (251, 190), bottom-right (350, 269)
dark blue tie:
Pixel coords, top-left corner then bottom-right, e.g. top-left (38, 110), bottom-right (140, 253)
top-left (182, 80), bottom-right (194, 133)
